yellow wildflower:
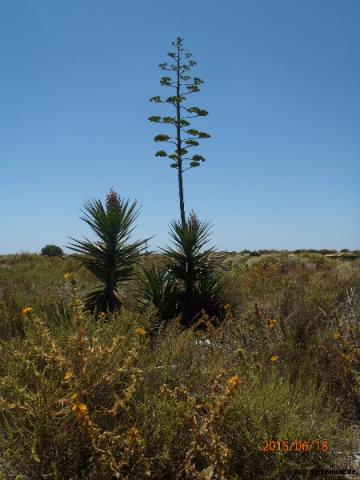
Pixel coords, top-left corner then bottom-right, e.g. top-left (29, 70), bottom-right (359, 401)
top-left (332, 332), bottom-right (341, 341)
top-left (227, 375), bottom-right (241, 387)
top-left (63, 272), bottom-right (72, 281)
top-left (271, 355), bottom-right (279, 363)
top-left (135, 327), bottom-right (146, 336)
top-left (72, 402), bottom-right (88, 417)
top-left (267, 319), bottom-right (277, 329)
top-left (22, 307), bottom-right (33, 315)
top-left (63, 370), bottom-right (73, 382)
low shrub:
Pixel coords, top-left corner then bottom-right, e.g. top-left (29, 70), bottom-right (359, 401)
top-left (41, 245), bottom-right (64, 257)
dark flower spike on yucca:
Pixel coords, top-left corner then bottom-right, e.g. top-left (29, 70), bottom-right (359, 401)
top-left (68, 191), bottom-right (149, 314)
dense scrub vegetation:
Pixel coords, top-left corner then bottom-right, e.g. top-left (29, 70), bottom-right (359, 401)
top-left (0, 251), bottom-right (359, 479)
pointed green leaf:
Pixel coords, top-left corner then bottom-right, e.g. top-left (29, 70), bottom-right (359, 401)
top-left (31, 443), bottom-right (41, 463)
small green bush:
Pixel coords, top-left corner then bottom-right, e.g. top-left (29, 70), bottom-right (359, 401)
top-left (41, 244), bottom-right (64, 257)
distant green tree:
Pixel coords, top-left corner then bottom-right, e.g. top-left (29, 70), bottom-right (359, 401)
top-left (149, 37), bottom-right (210, 226)
top-left (41, 245), bottom-right (63, 257)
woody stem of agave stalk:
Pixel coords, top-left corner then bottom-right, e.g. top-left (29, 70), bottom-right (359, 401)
top-left (176, 40), bottom-right (186, 227)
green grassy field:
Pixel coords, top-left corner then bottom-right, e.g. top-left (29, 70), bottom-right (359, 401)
top-left (0, 252), bottom-right (359, 479)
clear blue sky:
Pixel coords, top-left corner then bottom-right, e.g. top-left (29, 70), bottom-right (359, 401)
top-left (1, 0), bottom-right (359, 254)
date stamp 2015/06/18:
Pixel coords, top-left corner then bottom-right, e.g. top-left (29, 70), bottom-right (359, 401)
top-left (260, 440), bottom-right (329, 453)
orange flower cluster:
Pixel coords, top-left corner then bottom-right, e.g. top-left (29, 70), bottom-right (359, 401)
top-left (135, 327), bottom-right (146, 336)
top-left (267, 319), bottom-right (277, 329)
top-left (22, 307), bottom-right (33, 315)
top-left (71, 393), bottom-right (88, 420)
top-left (227, 375), bottom-right (241, 387)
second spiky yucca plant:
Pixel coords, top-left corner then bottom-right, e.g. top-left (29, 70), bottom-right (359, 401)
top-left (164, 212), bottom-right (220, 326)
top-left (138, 211), bottom-right (221, 327)
top-left (68, 190), bottom-right (147, 313)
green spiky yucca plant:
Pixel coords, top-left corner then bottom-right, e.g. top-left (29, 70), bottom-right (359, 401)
top-left (138, 211), bottom-right (221, 327)
top-left (68, 190), bottom-right (147, 313)
top-left (164, 212), bottom-right (221, 325)
top-left (136, 265), bottom-right (178, 330)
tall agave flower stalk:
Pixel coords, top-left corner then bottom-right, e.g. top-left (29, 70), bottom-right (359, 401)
top-left (68, 190), bottom-right (147, 314)
top-left (149, 38), bottom-right (210, 227)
